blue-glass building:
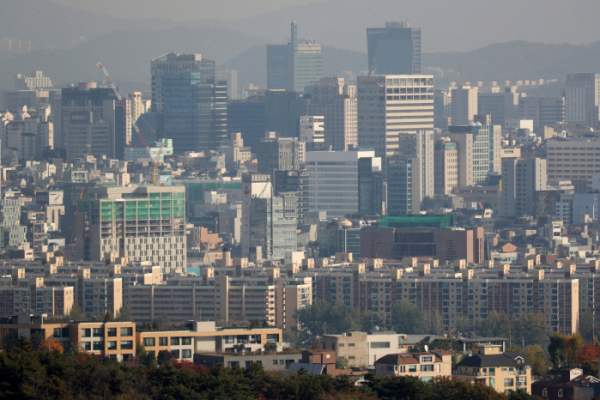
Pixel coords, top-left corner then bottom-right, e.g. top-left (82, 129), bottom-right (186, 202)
top-left (367, 22), bottom-right (421, 75)
top-left (227, 99), bottom-right (266, 151)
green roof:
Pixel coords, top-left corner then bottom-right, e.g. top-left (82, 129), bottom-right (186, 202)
top-left (379, 214), bottom-right (453, 229)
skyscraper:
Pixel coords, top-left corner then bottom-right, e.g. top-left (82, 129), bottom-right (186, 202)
top-left (396, 130), bottom-right (435, 198)
top-left (357, 75), bottom-right (434, 164)
top-left (386, 157), bottom-right (421, 215)
top-left (267, 21), bottom-right (322, 92)
top-left (256, 132), bottom-right (305, 174)
top-left (0, 139), bottom-right (27, 248)
top-left (264, 90), bottom-right (307, 138)
top-left (358, 157), bottom-right (383, 215)
top-left (500, 158), bottom-right (547, 217)
top-left (227, 98), bottom-right (266, 152)
top-left (450, 84), bottom-right (478, 125)
top-left (151, 53), bottom-right (227, 153)
top-left (565, 73), bottom-right (600, 126)
top-left (367, 22), bottom-right (421, 75)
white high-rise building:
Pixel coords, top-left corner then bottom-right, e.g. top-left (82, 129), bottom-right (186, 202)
top-left (306, 150), bottom-right (380, 218)
top-left (396, 130), bottom-right (434, 198)
top-left (357, 75), bottom-right (434, 163)
top-left (565, 73), bottom-right (600, 126)
top-left (300, 116), bottom-right (325, 149)
top-left (450, 84), bottom-right (478, 125)
top-left (15, 71), bottom-right (52, 90)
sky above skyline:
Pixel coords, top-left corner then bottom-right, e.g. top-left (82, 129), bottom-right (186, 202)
top-left (50, 0), bottom-right (326, 21)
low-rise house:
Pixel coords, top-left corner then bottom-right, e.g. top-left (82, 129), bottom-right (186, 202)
top-left (289, 349), bottom-right (368, 380)
top-left (453, 345), bottom-right (531, 395)
top-left (374, 350), bottom-right (452, 381)
top-left (532, 368), bottom-right (600, 400)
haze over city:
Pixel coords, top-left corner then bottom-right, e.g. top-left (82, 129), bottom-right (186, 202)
top-left (0, 0), bottom-right (599, 399)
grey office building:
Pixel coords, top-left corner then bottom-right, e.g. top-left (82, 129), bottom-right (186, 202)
top-left (367, 22), bottom-right (421, 75)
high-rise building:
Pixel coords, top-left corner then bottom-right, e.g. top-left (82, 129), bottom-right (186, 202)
top-left (227, 97), bottom-right (266, 151)
top-left (306, 77), bottom-right (357, 150)
top-left (15, 70), bottom-right (52, 90)
top-left (448, 123), bottom-right (502, 186)
top-left (450, 84), bottom-right (478, 125)
top-left (434, 89), bottom-right (450, 131)
top-left (386, 157), bottom-right (421, 215)
top-left (274, 169), bottom-right (309, 227)
top-left (357, 75), bottom-right (434, 164)
top-left (267, 21), bottom-right (322, 92)
top-left (434, 138), bottom-right (459, 195)
top-left (54, 81), bottom-right (129, 160)
top-left (77, 185), bottom-right (187, 274)
top-left (264, 90), bottom-right (307, 138)
top-left (477, 86), bottom-right (520, 126)
top-left (358, 157), bottom-right (383, 215)
top-left (256, 132), bottom-right (305, 174)
top-left (500, 158), bottom-right (547, 217)
top-left (216, 69), bottom-right (239, 99)
top-left (396, 130), bottom-right (435, 198)
top-left (367, 22), bottom-right (421, 75)
top-left (299, 115), bottom-right (325, 150)
top-left (518, 96), bottom-right (565, 127)
top-left (0, 140), bottom-right (27, 248)
top-left (546, 138), bottom-right (600, 193)
top-left (241, 174), bottom-right (297, 260)
top-left (151, 52), bottom-right (227, 153)
top-left (565, 73), bottom-right (600, 126)
top-left (306, 150), bottom-right (380, 218)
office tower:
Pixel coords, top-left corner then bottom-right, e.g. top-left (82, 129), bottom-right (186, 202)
top-left (127, 92), bottom-right (144, 127)
top-left (151, 52), bottom-right (227, 152)
top-left (264, 90), bottom-right (307, 138)
top-left (307, 77), bottom-right (358, 151)
top-left (357, 75), bottom-right (434, 163)
top-left (387, 157), bottom-right (421, 215)
top-left (54, 81), bottom-right (129, 160)
top-left (434, 138), bottom-right (458, 195)
top-left (256, 132), bottom-right (305, 173)
top-left (216, 69), bottom-right (239, 99)
top-left (3, 89), bottom-right (60, 110)
top-left (565, 73), bottom-right (600, 126)
top-left (358, 157), bottom-right (383, 215)
top-left (227, 98), bottom-right (266, 151)
top-left (241, 174), bottom-right (297, 260)
top-left (306, 150), bottom-right (380, 218)
top-left (500, 158), bottom-right (547, 217)
top-left (396, 130), bottom-right (434, 198)
top-left (0, 140), bottom-right (27, 248)
top-left (77, 185), bottom-right (187, 274)
top-left (267, 21), bottom-right (322, 92)
top-left (450, 84), bottom-right (478, 125)
top-left (434, 89), bottom-right (449, 131)
top-left (3, 114), bottom-right (53, 160)
top-left (518, 96), bottom-right (565, 127)
top-left (367, 22), bottom-right (421, 75)
top-left (274, 169), bottom-right (309, 226)
top-left (15, 70), bottom-right (52, 90)
top-left (546, 138), bottom-right (600, 193)
top-left (448, 123), bottom-right (502, 186)
top-left (299, 116), bottom-right (325, 150)
top-left (477, 86), bottom-right (520, 126)
top-left (223, 133), bottom-right (251, 171)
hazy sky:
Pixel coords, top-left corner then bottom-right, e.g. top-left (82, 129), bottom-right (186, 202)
top-left (50, 0), bottom-right (326, 21)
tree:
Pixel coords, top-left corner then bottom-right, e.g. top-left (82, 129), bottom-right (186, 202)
top-left (262, 320), bottom-right (270, 328)
top-left (514, 311), bottom-right (550, 348)
top-left (69, 302), bottom-right (83, 321)
top-left (576, 343), bottom-right (600, 375)
top-left (263, 343), bottom-right (277, 351)
top-left (392, 302), bottom-right (424, 334)
top-left (250, 319), bottom-right (260, 328)
top-left (116, 305), bottom-right (131, 322)
top-left (454, 315), bottom-right (472, 337)
top-left (103, 311), bottom-right (114, 322)
top-left (475, 311), bottom-right (511, 338)
top-left (423, 310), bottom-right (444, 335)
top-left (294, 301), bottom-right (358, 339)
top-left (38, 339), bottom-right (63, 353)
top-left (336, 357), bottom-right (349, 369)
top-left (136, 343), bottom-right (146, 356)
top-left (155, 313), bottom-right (170, 325)
top-left (565, 333), bottom-right (585, 366)
top-left (548, 331), bottom-right (567, 368)
top-left (157, 350), bottom-right (176, 365)
top-left (152, 321), bottom-right (159, 330)
top-left (524, 344), bottom-right (550, 376)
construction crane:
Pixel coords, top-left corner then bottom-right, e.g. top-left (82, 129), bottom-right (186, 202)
top-left (96, 62), bottom-right (152, 159)
top-left (151, 139), bottom-right (165, 184)
top-left (66, 187), bottom-right (84, 261)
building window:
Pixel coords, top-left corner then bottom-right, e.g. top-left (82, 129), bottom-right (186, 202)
top-left (421, 365), bottom-right (434, 372)
top-left (121, 327), bottom-right (133, 337)
top-left (171, 350), bottom-right (180, 359)
top-left (489, 378), bottom-right (495, 387)
top-left (182, 349), bottom-right (192, 359)
top-left (348, 343), bottom-right (355, 347)
top-left (371, 342), bottom-right (390, 349)
top-left (92, 328), bottom-right (103, 337)
top-left (504, 379), bottom-right (514, 387)
top-left (120, 341), bottom-right (133, 350)
top-left (542, 388), bottom-right (547, 397)
top-left (171, 337), bottom-right (180, 346)
top-left (182, 337), bottom-right (192, 346)
top-left (92, 341), bottom-right (103, 351)
top-left (143, 337), bottom-right (155, 347)
top-left (558, 389), bottom-right (563, 398)
top-left (82, 342), bottom-right (91, 351)
top-left (159, 337), bottom-right (168, 346)
top-left (273, 360), bottom-right (278, 365)
top-left (107, 341), bottom-right (117, 350)
top-left (421, 356), bottom-right (433, 363)
top-left (409, 365), bottom-right (417, 372)
top-left (107, 328), bottom-right (117, 337)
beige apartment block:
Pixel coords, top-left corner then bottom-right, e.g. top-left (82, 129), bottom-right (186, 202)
top-left (454, 345), bottom-right (532, 395)
top-left (375, 350), bottom-right (452, 381)
top-left (546, 138), bottom-right (600, 192)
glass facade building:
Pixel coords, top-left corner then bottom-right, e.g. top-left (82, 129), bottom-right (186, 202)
top-left (367, 22), bottom-right (421, 75)
top-left (265, 90), bottom-right (307, 138)
top-left (387, 158), bottom-right (414, 215)
top-left (227, 99), bottom-right (266, 151)
top-left (274, 169), bottom-right (309, 226)
top-left (358, 157), bottom-right (383, 215)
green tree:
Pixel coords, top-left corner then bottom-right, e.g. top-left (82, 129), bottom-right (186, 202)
top-left (514, 311), bottom-right (549, 348)
top-left (548, 331), bottom-right (566, 368)
top-left (157, 349), bottom-right (175, 365)
top-left (524, 344), bottom-right (550, 376)
top-left (336, 357), bottom-right (350, 369)
top-left (103, 311), bottom-right (114, 322)
top-left (116, 305), bottom-right (131, 321)
top-left (392, 302), bottom-right (424, 334)
top-left (475, 311), bottom-right (512, 338)
top-left (250, 319), bottom-right (260, 328)
top-left (423, 310), bottom-right (444, 335)
top-left (294, 301), bottom-right (358, 338)
top-left (566, 333), bottom-right (585, 366)
top-left (453, 315), bottom-right (472, 337)
top-left (155, 312), bottom-right (170, 325)
top-left (69, 302), bottom-right (83, 321)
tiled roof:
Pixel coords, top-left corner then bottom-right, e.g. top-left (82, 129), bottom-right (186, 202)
top-left (456, 352), bottom-right (529, 368)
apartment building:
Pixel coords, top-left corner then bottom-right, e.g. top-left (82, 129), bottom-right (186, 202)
top-left (323, 330), bottom-right (400, 367)
top-left (546, 138), bottom-right (600, 193)
top-left (454, 345), bottom-right (531, 395)
top-left (375, 350), bottom-right (452, 381)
